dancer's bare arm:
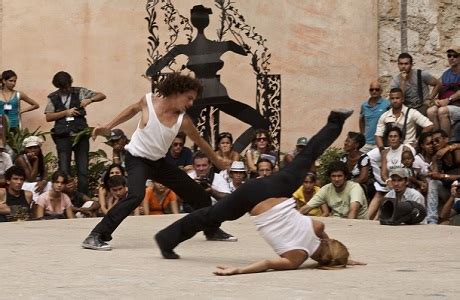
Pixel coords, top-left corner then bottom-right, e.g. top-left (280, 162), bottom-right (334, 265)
top-left (92, 97), bottom-right (144, 139)
top-left (181, 115), bottom-right (228, 170)
top-left (214, 251), bottom-right (307, 276)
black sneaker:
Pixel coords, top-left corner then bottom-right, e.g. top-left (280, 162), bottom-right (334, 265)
top-left (329, 109), bottom-right (354, 123)
top-left (81, 233), bottom-right (112, 251)
top-left (154, 234), bottom-right (180, 259)
top-left (205, 228), bottom-right (238, 242)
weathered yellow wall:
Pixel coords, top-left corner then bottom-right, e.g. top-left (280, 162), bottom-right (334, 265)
top-left (0, 0), bottom-right (378, 154)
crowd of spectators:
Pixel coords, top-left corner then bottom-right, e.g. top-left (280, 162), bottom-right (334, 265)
top-left (0, 49), bottom-right (459, 225)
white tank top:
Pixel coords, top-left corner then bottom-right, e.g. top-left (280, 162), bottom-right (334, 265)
top-left (125, 93), bottom-right (184, 161)
top-left (251, 198), bottom-right (321, 256)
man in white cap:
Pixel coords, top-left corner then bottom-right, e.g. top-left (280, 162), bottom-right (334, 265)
top-left (227, 161), bottom-right (247, 192)
top-left (427, 47), bottom-right (460, 139)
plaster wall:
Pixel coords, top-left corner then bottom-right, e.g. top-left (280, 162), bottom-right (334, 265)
top-left (0, 0), bottom-right (378, 155)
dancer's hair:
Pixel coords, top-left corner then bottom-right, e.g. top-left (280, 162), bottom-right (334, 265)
top-left (156, 73), bottom-right (203, 97)
top-left (316, 239), bottom-right (350, 269)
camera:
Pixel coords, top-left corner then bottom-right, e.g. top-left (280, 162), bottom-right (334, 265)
top-left (196, 177), bottom-right (211, 189)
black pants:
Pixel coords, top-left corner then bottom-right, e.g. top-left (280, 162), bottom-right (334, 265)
top-left (54, 135), bottom-right (89, 195)
top-left (92, 152), bottom-right (212, 241)
top-left (156, 111), bottom-right (346, 250)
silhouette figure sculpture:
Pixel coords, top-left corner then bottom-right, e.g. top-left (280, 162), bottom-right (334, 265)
top-left (146, 5), bottom-right (269, 152)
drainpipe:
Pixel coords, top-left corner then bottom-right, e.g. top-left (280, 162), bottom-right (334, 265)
top-left (400, 0), bottom-right (408, 52)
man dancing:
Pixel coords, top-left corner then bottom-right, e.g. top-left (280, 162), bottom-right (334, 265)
top-left (82, 73), bottom-right (234, 250)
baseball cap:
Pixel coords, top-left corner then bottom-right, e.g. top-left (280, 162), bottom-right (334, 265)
top-left (230, 161), bottom-right (246, 172)
top-left (109, 129), bottom-right (126, 141)
top-left (446, 47), bottom-right (460, 54)
top-left (389, 168), bottom-right (409, 179)
top-left (296, 137), bottom-right (308, 146)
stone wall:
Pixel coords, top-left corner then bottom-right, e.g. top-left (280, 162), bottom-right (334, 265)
top-left (378, 0), bottom-right (460, 91)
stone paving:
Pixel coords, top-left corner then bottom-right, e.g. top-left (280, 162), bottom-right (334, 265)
top-left (1, 215), bottom-right (459, 299)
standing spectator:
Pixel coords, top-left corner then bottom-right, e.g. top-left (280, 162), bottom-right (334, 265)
top-left (283, 136), bottom-right (308, 165)
top-left (15, 136), bottom-right (50, 201)
top-left (292, 173), bottom-right (324, 216)
top-left (165, 131), bottom-right (193, 172)
top-left (105, 129), bottom-right (129, 166)
top-left (359, 81), bottom-right (390, 153)
top-left (35, 170), bottom-right (74, 219)
top-left (390, 53), bottom-right (441, 115)
top-left (44, 71), bottom-right (106, 195)
top-left (0, 70), bottom-right (39, 133)
top-left (427, 47), bottom-right (460, 138)
top-left (245, 129), bottom-right (278, 177)
top-left (143, 181), bottom-right (179, 215)
top-left (214, 132), bottom-right (240, 172)
top-left (0, 166), bottom-right (33, 222)
top-left (375, 87), bottom-right (433, 149)
top-left (300, 161), bottom-right (368, 219)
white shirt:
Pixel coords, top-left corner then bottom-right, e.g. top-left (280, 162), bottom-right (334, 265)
top-left (187, 170), bottom-right (231, 193)
top-left (375, 105), bottom-right (432, 145)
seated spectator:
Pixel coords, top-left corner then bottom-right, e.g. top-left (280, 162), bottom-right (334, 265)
top-left (245, 129), bottom-right (278, 177)
top-left (143, 181), bottom-right (179, 215)
top-left (0, 166), bottom-right (33, 222)
top-left (300, 161), bottom-right (368, 219)
top-left (439, 180), bottom-right (460, 225)
top-left (292, 172), bottom-right (325, 216)
top-left (65, 175), bottom-right (100, 218)
top-left (256, 158), bottom-right (274, 178)
top-left (0, 144), bottom-right (13, 188)
top-left (105, 175), bottom-right (130, 214)
top-left (368, 126), bottom-right (413, 220)
top-left (98, 163), bottom-right (125, 215)
top-left (426, 47), bottom-right (460, 139)
top-left (15, 136), bottom-right (50, 201)
top-left (165, 131), bottom-right (193, 172)
top-left (225, 161), bottom-right (247, 192)
top-left (188, 151), bottom-right (230, 204)
top-left (283, 136), bottom-right (308, 166)
top-left (213, 132), bottom-right (240, 173)
top-left (383, 168), bottom-right (426, 222)
top-left (35, 170), bottom-right (74, 219)
top-left (340, 131), bottom-right (374, 200)
top-left (413, 132), bottom-right (434, 196)
top-left (105, 129), bottom-right (129, 166)
top-left (426, 129), bottom-right (460, 224)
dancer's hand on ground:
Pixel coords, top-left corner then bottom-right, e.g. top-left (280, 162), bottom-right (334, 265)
top-left (92, 125), bottom-right (111, 141)
top-left (213, 265), bottom-right (240, 276)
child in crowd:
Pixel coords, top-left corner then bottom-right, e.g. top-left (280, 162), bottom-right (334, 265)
top-left (401, 150), bottom-right (427, 193)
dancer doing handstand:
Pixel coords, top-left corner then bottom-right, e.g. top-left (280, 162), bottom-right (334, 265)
top-left (155, 109), bottom-right (365, 274)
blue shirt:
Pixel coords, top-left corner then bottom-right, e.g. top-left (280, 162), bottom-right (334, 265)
top-left (360, 97), bottom-right (390, 145)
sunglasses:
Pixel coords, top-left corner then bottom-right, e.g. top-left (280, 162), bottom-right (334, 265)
top-left (369, 88), bottom-right (381, 92)
top-left (256, 137), bottom-right (268, 142)
top-left (447, 54), bottom-right (459, 58)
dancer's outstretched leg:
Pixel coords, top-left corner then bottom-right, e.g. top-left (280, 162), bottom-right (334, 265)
top-left (156, 109), bottom-right (353, 259)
